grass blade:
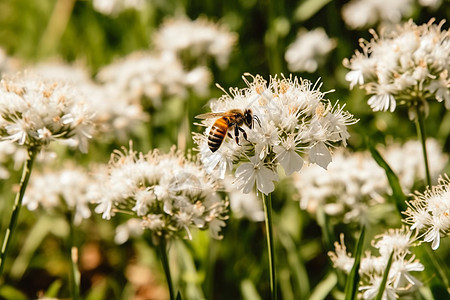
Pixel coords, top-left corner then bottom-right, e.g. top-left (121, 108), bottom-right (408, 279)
top-left (374, 251), bottom-right (394, 300)
top-left (344, 226), bottom-right (365, 300)
top-left (368, 143), bottom-right (407, 213)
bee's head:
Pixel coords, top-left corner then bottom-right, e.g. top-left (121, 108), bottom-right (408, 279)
top-left (244, 109), bottom-right (253, 128)
top-left (244, 108), bottom-right (261, 129)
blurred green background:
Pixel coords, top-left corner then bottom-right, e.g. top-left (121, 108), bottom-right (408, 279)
top-left (0, 0), bottom-right (449, 299)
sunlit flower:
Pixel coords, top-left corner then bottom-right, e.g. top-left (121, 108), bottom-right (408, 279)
top-left (344, 19), bottom-right (450, 116)
top-left (0, 72), bottom-right (94, 152)
top-left (97, 51), bottom-right (211, 108)
top-left (23, 163), bottom-right (94, 225)
top-left (194, 74), bottom-right (357, 195)
top-left (94, 144), bottom-right (228, 240)
top-left (329, 227), bottom-right (423, 299)
top-left (403, 174), bottom-right (450, 250)
top-left (285, 28), bottom-right (336, 73)
top-left (341, 0), bottom-right (413, 29)
top-left (153, 17), bottom-right (237, 68)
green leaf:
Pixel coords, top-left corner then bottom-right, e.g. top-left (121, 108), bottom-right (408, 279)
top-left (176, 291), bottom-right (183, 300)
top-left (374, 251), bottom-right (394, 300)
top-left (294, 0), bottom-right (332, 22)
top-left (0, 285), bottom-right (28, 300)
top-left (344, 226), bottom-right (366, 300)
top-left (44, 279), bottom-right (63, 298)
top-left (309, 271), bottom-right (338, 300)
top-left (368, 142), bottom-right (407, 213)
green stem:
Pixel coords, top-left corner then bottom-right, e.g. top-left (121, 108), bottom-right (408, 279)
top-left (262, 193), bottom-right (277, 300)
top-left (159, 236), bottom-right (174, 300)
top-left (0, 147), bottom-right (38, 276)
top-left (67, 212), bottom-right (80, 300)
top-left (414, 105), bottom-right (431, 187)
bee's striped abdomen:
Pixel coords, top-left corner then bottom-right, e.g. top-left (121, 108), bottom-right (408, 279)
top-left (208, 117), bottom-right (229, 152)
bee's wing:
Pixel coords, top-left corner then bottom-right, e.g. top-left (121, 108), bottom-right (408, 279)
top-left (195, 112), bottom-right (233, 119)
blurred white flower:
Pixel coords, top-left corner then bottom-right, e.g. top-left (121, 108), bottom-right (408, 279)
top-left (153, 17), bottom-right (237, 68)
top-left (293, 139), bottom-right (447, 224)
top-left (23, 163), bottom-right (94, 225)
top-left (384, 139), bottom-right (448, 188)
top-left (223, 176), bottom-right (264, 222)
top-left (403, 174), bottom-right (450, 250)
top-left (285, 28), bottom-right (336, 73)
top-left (114, 218), bottom-right (144, 244)
top-left (329, 227), bottom-right (423, 300)
top-left (94, 145), bottom-right (228, 240)
top-left (97, 51), bottom-right (211, 108)
top-left (418, 0), bottom-right (442, 9)
top-left (341, 0), bottom-right (413, 29)
top-left (0, 72), bottom-right (94, 152)
top-left (344, 19), bottom-right (450, 115)
top-left (194, 74), bottom-right (357, 195)
top-left (30, 61), bottom-right (149, 142)
top-left (92, 0), bottom-right (145, 16)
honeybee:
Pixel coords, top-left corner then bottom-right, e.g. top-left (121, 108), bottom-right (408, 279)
top-left (196, 108), bottom-right (260, 152)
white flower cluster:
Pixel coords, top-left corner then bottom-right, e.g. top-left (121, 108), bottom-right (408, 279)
top-left (0, 72), bottom-right (94, 152)
top-left (293, 139), bottom-right (447, 224)
top-left (285, 28), bottom-right (336, 73)
top-left (153, 17), bottom-right (237, 68)
top-left (403, 174), bottom-right (450, 250)
top-left (23, 164), bottom-right (94, 225)
top-left (92, 0), bottom-right (145, 16)
top-left (194, 74), bottom-right (357, 195)
top-left (341, 0), bottom-right (413, 29)
top-left (329, 227), bottom-right (423, 300)
top-left (344, 19), bottom-right (450, 114)
top-left (94, 145), bottom-right (228, 240)
top-left (97, 51), bottom-right (211, 108)
top-left (31, 61), bottom-right (149, 141)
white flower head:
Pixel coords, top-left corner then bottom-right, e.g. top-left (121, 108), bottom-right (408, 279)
top-left (92, 0), bottom-right (145, 16)
top-left (285, 28), bottom-right (336, 73)
top-left (329, 227), bottom-right (423, 299)
top-left (0, 72), bottom-right (95, 152)
top-left (194, 74), bottom-right (357, 195)
top-left (23, 163), bottom-right (94, 225)
top-left (94, 144), bottom-right (228, 240)
top-left (97, 51), bottom-right (211, 109)
top-left (344, 19), bottom-right (450, 115)
top-left (341, 0), bottom-right (414, 30)
top-left (153, 17), bottom-right (237, 68)
top-left (403, 174), bottom-right (450, 250)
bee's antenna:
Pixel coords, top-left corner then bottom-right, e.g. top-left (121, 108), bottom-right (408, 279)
top-left (253, 114), bottom-right (262, 127)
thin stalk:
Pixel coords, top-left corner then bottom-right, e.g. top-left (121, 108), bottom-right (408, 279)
top-left (262, 193), bottom-right (277, 300)
top-left (414, 105), bottom-right (431, 187)
top-left (0, 147), bottom-right (38, 276)
top-left (159, 236), bottom-right (175, 300)
top-left (67, 212), bottom-right (80, 300)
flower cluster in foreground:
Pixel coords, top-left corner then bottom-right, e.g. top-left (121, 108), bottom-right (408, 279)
top-left (23, 163), bottom-right (94, 225)
top-left (329, 227), bottom-right (423, 299)
top-left (194, 74), bottom-right (357, 195)
top-left (94, 144), bottom-right (228, 240)
top-left (293, 139), bottom-right (447, 224)
top-left (403, 174), bottom-right (450, 250)
top-left (344, 19), bottom-right (450, 114)
top-left (0, 72), bottom-right (94, 152)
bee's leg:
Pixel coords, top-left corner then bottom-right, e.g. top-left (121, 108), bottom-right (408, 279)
top-left (227, 132), bottom-right (233, 139)
top-left (234, 126), bottom-right (241, 145)
top-left (238, 127), bottom-right (249, 142)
